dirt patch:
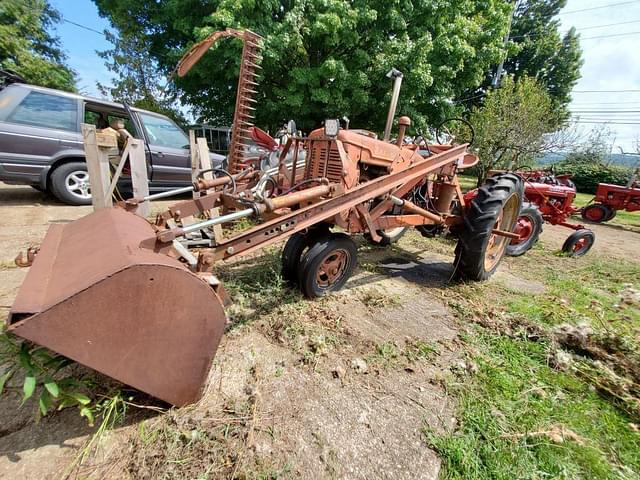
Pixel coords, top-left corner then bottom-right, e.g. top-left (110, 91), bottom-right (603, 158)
top-left (0, 389), bottom-right (91, 480)
top-left (85, 261), bottom-right (462, 480)
top-left (541, 223), bottom-right (640, 260)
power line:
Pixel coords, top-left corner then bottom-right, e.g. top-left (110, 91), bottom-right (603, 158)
top-left (580, 30), bottom-right (640, 40)
top-left (571, 110), bottom-right (640, 113)
top-left (561, 1), bottom-right (640, 15)
top-left (573, 121), bottom-right (640, 125)
top-left (511, 19), bottom-right (640, 39)
top-left (572, 102), bottom-right (640, 105)
top-left (563, 19), bottom-right (640, 31)
top-left (573, 89), bottom-right (640, 93)
top-left (61, 18), bottom-right (105, 36)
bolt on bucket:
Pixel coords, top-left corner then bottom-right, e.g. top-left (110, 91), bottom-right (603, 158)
top-left (7, 208), bottom-right (227, 406)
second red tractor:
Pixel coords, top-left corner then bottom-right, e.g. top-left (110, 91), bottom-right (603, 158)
top-left (465, 170), bottom-right (595, 258)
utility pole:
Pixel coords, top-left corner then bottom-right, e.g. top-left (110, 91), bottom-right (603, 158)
top-left (492, 1), bottom-right (517, 88)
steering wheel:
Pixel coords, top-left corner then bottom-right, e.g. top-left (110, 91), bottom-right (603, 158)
top-left (435, 118), bottom-right (475, 146)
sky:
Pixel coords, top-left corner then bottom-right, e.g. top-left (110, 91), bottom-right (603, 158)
top-left (49, 0), bottom-right (640, 151)
top-left (559, 0), bottom-right (640, 152)
top-left (49, 0), bottom-right (111, 97)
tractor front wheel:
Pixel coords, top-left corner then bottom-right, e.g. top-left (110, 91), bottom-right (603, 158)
top-left (297, 233), bottom-right (357, 298)
top-left (562, 229), bottom-right (595, 257)
top-left (581, 204), bottom-right (612, 223)
top-left (281, 225), bottom-right (330, 285)
top-left (605, 208), bottom-right (617, 221)
top-left (365, 227), bottom-right (408, 246)
top-left (417, 224), bottom-right (445, 238)
top-left (506, 202), bottom-right (543, 257)
top-left (455, 173), bottom-right (523, 280)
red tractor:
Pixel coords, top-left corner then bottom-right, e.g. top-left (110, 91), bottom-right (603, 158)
top-left (581, 181), bottom-right (640, 223)
top-left (465, 170), bottom-right (595, 258)
top-left (504, 170), bottom-right (594, 257)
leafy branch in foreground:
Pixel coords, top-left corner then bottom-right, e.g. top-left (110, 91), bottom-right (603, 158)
top-left (0, 332), bottom-right (96, 423)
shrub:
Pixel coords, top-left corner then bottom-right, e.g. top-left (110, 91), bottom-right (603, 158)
top-left (555, 158), bottom-right (631, 194)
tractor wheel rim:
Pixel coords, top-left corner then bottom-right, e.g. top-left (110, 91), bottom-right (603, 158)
top-left (585, 206), bottom-right (604, 221)
top-left (485, 193), bottom-right (520, 271)
top-left (382, 227), bottom-right (405, 236)
top-left (511, 216), bottom-right (534, 245)
top-left (316, 250), bottom-right (349, 288)
top-left (65, 171), bottom-right (92, 200)
top-left (572, 237), bottom-right (591, 254)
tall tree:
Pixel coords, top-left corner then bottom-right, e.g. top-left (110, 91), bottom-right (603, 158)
top-left (94, 0), bottom-right (513, 132)
top-left (470, 75), bottom-right (560, 183)
top-left (0, 0), bottom-right (76, 91)
top-left (97, 31), bottom-right (186, 125)
top-left (505, 0), bottom-right (582, 120)
top-left (463, 0), bottom-right (582, 122)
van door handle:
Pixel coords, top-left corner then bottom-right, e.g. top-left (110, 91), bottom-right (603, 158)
top-left (156, 151), bottom-right (165, 158)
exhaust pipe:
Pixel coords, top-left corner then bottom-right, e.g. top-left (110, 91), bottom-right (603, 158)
top-left (383, 68), bottom-right (404, 141)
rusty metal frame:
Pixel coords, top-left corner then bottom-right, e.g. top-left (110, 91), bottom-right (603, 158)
top-left (168, 143), bottom-right (470, 262)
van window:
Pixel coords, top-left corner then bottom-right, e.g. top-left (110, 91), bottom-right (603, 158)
top-left (8, 91), bottom-right (78, 131)
top-left (139, 112), bottom-right (188, 149)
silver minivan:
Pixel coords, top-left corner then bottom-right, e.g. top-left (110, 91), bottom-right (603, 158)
top-left (0, 77), bottom-right (224, 205)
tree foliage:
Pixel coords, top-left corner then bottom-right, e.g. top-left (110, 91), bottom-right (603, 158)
top-left (505, 0), bottom-right (582, 120)
top-left (97, 31), bottom-right (187, 125)
top-left (469, 75), bottom-right (559, 183)
top-left (0, 0), bottom-right (76, 91)
top-left (94, 0), bottom-right (513, 132)
top-left (462, 0), bottom-right (582, 124)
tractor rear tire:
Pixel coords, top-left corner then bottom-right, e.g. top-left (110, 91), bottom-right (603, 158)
top-left (454, 173), bottom-right (523, 281)
top-left (297, 233), bottom-right (357, 298)
top-left (365, 227), bottom-right (408, 246)
top-left (281, 225), bottom-right (330, 285)
top-left (506, 202), bottom-right (543, 257)
top-left (581, 204), bottom-right (611, 223)
top-left (562, 229), bottom-right (595, 257)
top-left (605, 208), bottom-right (617, 221)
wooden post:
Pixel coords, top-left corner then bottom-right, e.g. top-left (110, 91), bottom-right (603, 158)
top-left (128, 138), bottom-right (150, 218)
top-left (196, 137), bottom-right (214, 182)
top-left (81, 123), bottom-right (115, 210)
top-left (190, 130), bottom-right (199, 191)
top-left (188, 131), bottom-right (223, 242)
top-left (196, 137), bottom-right (223, 241)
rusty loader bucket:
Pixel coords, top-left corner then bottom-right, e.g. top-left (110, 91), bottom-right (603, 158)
top-left (7, 208), bottom-right (227, 406)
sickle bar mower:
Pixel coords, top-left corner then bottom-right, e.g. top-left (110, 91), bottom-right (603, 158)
top-left (7, 31), bottom-right (523, 407)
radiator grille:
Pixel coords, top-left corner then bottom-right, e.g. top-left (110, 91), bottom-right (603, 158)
top-left (305, 140), bottom-right (343, 184)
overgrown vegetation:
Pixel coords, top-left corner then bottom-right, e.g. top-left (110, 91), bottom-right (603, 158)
top-left (556, 157), bottom-right (632, 195)
top-left (0, 333), bottom-right (98, 422)
top-left (427, 240), bottom-right (640, 479)
top-left (553, 129), bottom-right (633, 194)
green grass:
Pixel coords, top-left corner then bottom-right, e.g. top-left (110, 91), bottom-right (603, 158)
top-left (426, 241), bottom-right (640, 479)
top-left (427, 332), bottom-right (639, 480)
top-left (458, 174), bottom-right (477, 192)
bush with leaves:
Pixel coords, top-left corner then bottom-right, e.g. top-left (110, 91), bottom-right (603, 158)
top-left (469, 75), bottom-right (562, 184)
top-left (555, 155), bottom-right (631, 194)
top-left (0, 333), bottom-right (97, 423)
